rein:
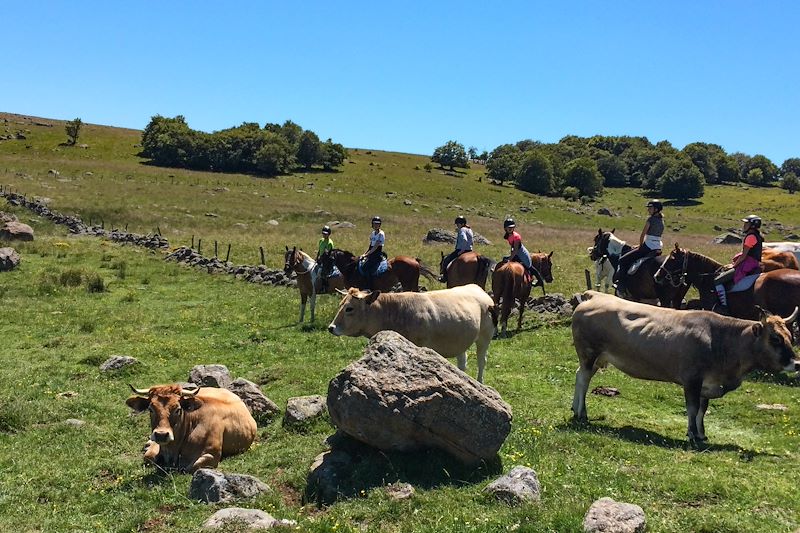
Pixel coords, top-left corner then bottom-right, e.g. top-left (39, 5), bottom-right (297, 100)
top-left (656, 249), bottom-right (689, 288)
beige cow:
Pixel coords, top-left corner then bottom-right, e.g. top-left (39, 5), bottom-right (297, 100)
top-left (328, 284), bottom-right (497, 382)
top-left (571, 291), bottom-right (798, 444)
top-left (126, 384), bottom-right (257, 472)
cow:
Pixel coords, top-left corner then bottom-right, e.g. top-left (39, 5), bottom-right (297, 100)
top-left (761, 248), bottom-right (800, 271)
top-left (571, 291), bottom-right (799, 445)
top-left (126, 384), bottom-right (257, 472)
top-left (765, 242), bottom-right (800, 265)
top-left (328, 284), bottom-right (497, 382)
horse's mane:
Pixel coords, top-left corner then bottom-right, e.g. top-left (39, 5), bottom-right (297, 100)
top-left (684, 249), bottom-right (723, 272)
top-left (605, 233), bottom-right (626, 256)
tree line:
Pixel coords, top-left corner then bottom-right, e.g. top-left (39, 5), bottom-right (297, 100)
top-left (432, 137), bottom-right (800, 199)
top-left (140, 116), bottom-right (348, 176)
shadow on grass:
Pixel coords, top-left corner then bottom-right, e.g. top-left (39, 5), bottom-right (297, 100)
top-left (663, 199), bottom-right (703, 207)
top-left (559, 420), bottom-right (771, 458)
top-left (746, 370), bottom-right (800, 387)
top-left (305, 432), bottom-right (502, 506)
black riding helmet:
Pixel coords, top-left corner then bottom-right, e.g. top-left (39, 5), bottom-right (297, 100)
top-left (454, 215), bottom-right (467, 225)
top-left (371, 216), bottom-right (382, 225)
top-left (646, 199), bottom-right (663, 211)
top-left (321, 225), bottom-right (331, 236)
top-left (503, 218), bottom-right (516, 229)
top-left (741, 214), bottom-right (762, 228)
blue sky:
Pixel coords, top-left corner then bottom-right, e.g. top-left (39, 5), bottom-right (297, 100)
top-left (3, 1), bottom-right (798, 164)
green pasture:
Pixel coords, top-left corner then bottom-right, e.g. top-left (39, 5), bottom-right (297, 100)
top-left (1, 115), bottom-right (799, 532)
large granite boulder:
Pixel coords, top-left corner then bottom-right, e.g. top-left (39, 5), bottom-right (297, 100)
top-left (583, 497), bottom-right (646, 533)
top-left (189, 364), bottom-right (233, 389)
top-left (423, 228), bottom-right (491, 245)
top-left (0, 221), bottom-right (34, 241)
top-left (327, 331), bottom-right (512, 465)
top-left (713, 233), bottom-right (742, 245)
top-left (202, 508), bottom-right (295, 530)
top-left (484, 465), bottom-right (541, 504)
top-left (227, 378), bottom-right (280, 424)
top-left (189, 469), bottom-right (269, 503)
top-left (283, 395), bottom-right (327, 428)
top-left (0, 247), bottom-right (20, 271)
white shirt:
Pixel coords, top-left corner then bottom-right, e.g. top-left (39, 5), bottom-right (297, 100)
top-left (369, 229), bottom-right (385, 248)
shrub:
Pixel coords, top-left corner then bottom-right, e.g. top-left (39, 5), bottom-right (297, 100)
top-left (59, 269), bottom-right (84, 287)
top-left (84, 273), bottom-right (106, 293)
top-left (564, 157), bottom-right (603, 198)
top-left (516, 150), bottom-right (556, 195)
top-left (782, 172), bottom-right (799, 194)
top-left (562, 186), bottom-right (580, 200)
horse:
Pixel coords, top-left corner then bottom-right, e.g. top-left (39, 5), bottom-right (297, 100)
top-left (655, 245), bottom-right (800, 326)
top-left (439, 251), bottom-right (494, 290)
top-left (283, 246), bottom-right (344, 323)
top-left (491, 261), bottom-right (531, 337)
top-left (318, 249), bottom-right (437, 292)
top-left (590, 228), bottom-right (686, 308)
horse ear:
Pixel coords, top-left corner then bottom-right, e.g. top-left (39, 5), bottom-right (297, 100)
top-left (610, 228), bottom-right (615, 234)
top-left (548, 251), bottom-right (554, 258)
top-left (285, 245), bottom-right (289, 251)
top-left (597, 228), bottom-right (602, 235)
top-left (674, 243), bottom-right (680, 251)
top-left (292, 246), bottom-right (296, 253)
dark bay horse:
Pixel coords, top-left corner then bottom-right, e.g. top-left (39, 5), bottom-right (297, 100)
top-left (491, 261), bottom-right (531, 337)
top-left (319, 249), bottom-right (437, 292)
top-left (591, 228), bottom-right (686, 307)
top-left (440, 251), bottom-right (494, 290)
top-left (655, 245), bottom-right (800, 324)
top-left (283, 246), bottom-right (345, 322)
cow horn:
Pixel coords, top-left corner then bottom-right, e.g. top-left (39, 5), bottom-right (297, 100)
top-left (783, 306), bottom-right (799, 324)
top-left (180, 385), bottom-right (201, 397)
top-left (128, 384), bottom-right (150, 397)
top-left (335, 288), bottom-right (348, 295)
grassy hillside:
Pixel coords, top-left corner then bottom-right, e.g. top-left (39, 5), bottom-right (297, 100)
top-left (1, 113), bottom-right (799, 532)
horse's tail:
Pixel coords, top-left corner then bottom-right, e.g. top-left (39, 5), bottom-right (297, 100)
top-left (475, 256), bottom-right (493, 289)
top-left (416, 258), bottom-right (439, 282)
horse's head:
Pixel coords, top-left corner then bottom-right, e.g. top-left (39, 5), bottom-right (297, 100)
top-left (654, 243), bottom-right (687, 286)
top-left (533, 251), bottom-right (555, 283)
top-left (283, 246), bottom-right (298, 276)
top-left (590, 228), bottom-right (613, 261)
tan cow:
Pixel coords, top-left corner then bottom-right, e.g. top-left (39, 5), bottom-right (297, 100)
top-left (761, 248), bottom-right (800, 271)
top-left (571, 291), bottom-right (798, 444)
top-left (126, 384), bottom-right (257, 472)
top-left (328, 284), bottom-right (497, 382)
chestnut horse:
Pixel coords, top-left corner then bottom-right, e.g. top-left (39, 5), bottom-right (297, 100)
top-left (655, 245), bottom-right (800, 323)
top-left (440, 251), bottom-right (494, 290)
top-left (318, 249), bottom-right (437, 292)
top-left (283, 246), bottom-right (344, 322)
top-left (491, 261), bottom-right (531, 337)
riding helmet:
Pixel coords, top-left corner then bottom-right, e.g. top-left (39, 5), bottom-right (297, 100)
top-left (454, 215), bottom-right (467, 225)
top-left (321, 225), bottom-right (331, 235)
top-left (371, 216), bottom-right (382, 225)
top-left (503, 218), bottom-right (516, 229)
top-left (646, 199), bottom-right (663, 211)
top-left (741, 214), bottom-right (762, 228)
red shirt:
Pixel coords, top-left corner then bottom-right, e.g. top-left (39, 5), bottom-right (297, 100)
top-left (506, 231), bottom-right (522, 247)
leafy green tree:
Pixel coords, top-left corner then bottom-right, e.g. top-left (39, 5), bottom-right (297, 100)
top-left (643, 157), bottom-right (673, 191)
top-left (253, 132), bottom-right (294, 175)
top-left (746, 168), bottom-right (765, 186)
top-left (516, 150), bottom-right (556, 195)
top-left (596, 154), bottom-right (628, 187)
top-left (65, 117), bottom-right (83, 145)
top-left (321, 139), bottom-right (348, 170)
top-left (478, 150), bottom-right (489, 161)
top-left (297, 130), bottom-right (322, 169)
top-left (486, 144), bottom-right (521, 184)
top-left (467, 146), bottom-right (478, 160)
top-left (714, 154), bottom-right (740, 183)
top-left (782, 171), bottom-right (799, 194)
top-left (744, 154), bottom-right (778, 184)
top-left (431, 140), bottom-right (469, 170)
top-left (515, 139), bottom-right (542, 152)
top-left (140, 115), bottom-right (196, 167)
top-left (623, 148), bottom-right (661, 187)
top-left (683, 142), bottom-right (719, 184)
top-left (658, 158), bottom-right (705, 199)
top-left (780, 158), bottom-right (800, 178)
top-left (564, 157), bottom-right (603, 197)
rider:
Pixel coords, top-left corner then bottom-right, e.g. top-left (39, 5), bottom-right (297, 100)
top-left (502, 218), bottom-right (544, 287)
top-left (440, 215), bottom-right (474, 283)
top-left (315, 225), bottom-right (334, 292)
top-left (359, 216), bottom-right (385, 289)
top-left (614, 199), bottom-right (664, 295)
top-left (713, 214), bottom-right (763, 312)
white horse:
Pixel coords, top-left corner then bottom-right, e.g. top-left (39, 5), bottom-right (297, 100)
top-left (588, 230), bottom-right (629, 292)
top-left (283, 247), bottom-right (344, 323)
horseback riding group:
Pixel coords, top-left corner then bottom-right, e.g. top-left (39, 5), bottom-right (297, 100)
top-left (590, 200), bottom-right (800, 327)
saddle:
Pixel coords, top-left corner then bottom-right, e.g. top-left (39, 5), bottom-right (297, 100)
top-left (627, 250), bottom-right (662, 275)
top-left (357, 257), bottom-right (389, 277)
top-left (729, 273), bottom-right (759, 293)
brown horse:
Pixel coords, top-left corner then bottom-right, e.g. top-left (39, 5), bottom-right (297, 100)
top-left (318, 249), bottom-right (437, 292)
top-left (283, 246), bottom-right (345, 322)
top-left (491, 261), bottom-right (531, 337)
top-left (440, 251), bottom-right (494, 290)
top-left (654, 245), bottom-right (800, 322)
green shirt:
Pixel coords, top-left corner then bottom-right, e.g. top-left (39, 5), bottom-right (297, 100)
top-left (318, 237), bottom-right (334, 256)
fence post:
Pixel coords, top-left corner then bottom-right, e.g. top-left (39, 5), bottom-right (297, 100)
top-left (191, 235), bottom-right (195, 249)
top-left (259, 246), bottom-right (265, 266)
top-left (197, 239), bottom-right (202, 255)
top-left (584, 269), bottom-right (592, 291)
top-left (157, 226), bottom-right (161, 236)
top-left (225, 244), bottom-right (231, 262)
top-left (214, 241), bottom-right (218, 258)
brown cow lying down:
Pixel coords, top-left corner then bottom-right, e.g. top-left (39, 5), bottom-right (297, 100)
top-left (126, 384), bottom-right (257, 472)
top-left (571, 291), bottom-right (799, 445)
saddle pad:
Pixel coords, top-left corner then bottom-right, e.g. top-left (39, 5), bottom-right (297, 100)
top-left (730, 273), bottom-right (759, 293)
top-left (358, 258), bottom-right (389, 277)
top-left (628, 256), bottom-right (653, 275)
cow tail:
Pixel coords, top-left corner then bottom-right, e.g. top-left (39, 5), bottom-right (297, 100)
top-left (416, 258), bottom-right (439, 282)
top-left (488, 304), bottom-right (499, 329)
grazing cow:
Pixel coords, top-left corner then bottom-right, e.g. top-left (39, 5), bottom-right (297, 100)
top-left (765, 242), bottom-right (800, 265)
top-left (761, 248), bottom-right (800, 271)
top-left (571, 291), bottom-right (799, 444)
top-left (126, 384), bottom-right (257, 472)
top-left (328, 284), bottom-right (497, 382)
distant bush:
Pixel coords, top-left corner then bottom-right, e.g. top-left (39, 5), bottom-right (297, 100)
top-left (782, 172), bottom-right (799, 194)
top-left (562, 186), bottom-right (580, 200)
top-left (65, 117), bottom-right (82, 146)
top-left (84, 273), bottom-right (106, 293)
top-left (59, 269), bottom-right (84, 287)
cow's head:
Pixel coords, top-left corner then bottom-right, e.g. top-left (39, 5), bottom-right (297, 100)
top-left (126, 384), bottom-right (202, 445)
top-left (328, 288), bottom-right (380, 337)
top-left (751, 307), bottom-right (799, 372)
top-left (532, 251), bottom-right (554, 283)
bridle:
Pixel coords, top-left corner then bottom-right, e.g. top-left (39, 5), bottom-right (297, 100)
top-left (284, 249), bottom-right (314, 276)
top-left (655, 249), bottom-right (689, 288)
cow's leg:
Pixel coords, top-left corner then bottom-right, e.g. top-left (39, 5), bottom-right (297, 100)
top-left (572, 362), bottom-right (598, 421)
top-left (456, 352), bottom-right (468, 372)
top-left (695, 397), bottom-right (709, 442)
top-left (189, 451), bottom-right (221, 473)
top-left (142, 440), bottom-right (160, 464)
top-left (475, 334), bottom-right (490, 384)
top-left (683, 380), bottom-right (704, 445)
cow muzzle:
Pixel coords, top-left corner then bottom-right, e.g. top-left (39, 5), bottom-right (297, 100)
top-left (790, 360), bottom-right (800, 372)
top-left (328, 324), bottom-right (341, 335)
top-left (151, 429), bottom-right (174, 444)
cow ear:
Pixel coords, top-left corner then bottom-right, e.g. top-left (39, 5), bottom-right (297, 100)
top-left (126, 396), bottom-right (149, 414)
top-left (180, 396), bottom-right (201, 412)
top-left (365, 290), bottom-right (381, 304)
top-left (751, 322), bottom-right (764, 337)
top-left (548, 250), bottom-right (554, 258)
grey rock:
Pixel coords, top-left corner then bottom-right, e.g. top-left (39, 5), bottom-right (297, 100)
top-left (484, 465), bottom-right (541, 504)
top-left (64, 419), bottom-right (85, 427)
top-left (519, 206), bottom-right (531, 213)
top-left (0, 247), bottom-right (21, 271)
top-left (189, 468), bottom-right (270, 503)
top-left (202, 508), bottom-right (296, 530)
top-left (0, 212), bottom-right (17, 223)
top-left (0, 221), bottom-right (34, 241)
top-left (403, 199), bottom-right (413, 205)
top-left (327, 220), bottom-right (355, 229)
top-left (99, 355), bottom-right (138, 372)
top-left (713, 225), bottom-right (722, 231)
top-left (597, 207), bottom-right (614, 216)
top-left (583, 497), bottom-right (646, 533)
top-left (713, 233), bottom-right (742, 245)
top-left (423, 228), bottom-right (491, 245)
top-left (227, 378), bottom-right (280, 424)
top-left (306, 449), bottom-right (353, 505)
top-left (327, 331), bottom-right (512, 465)
top-left (284, 395), bottom-right (327, 427)
top-left (267, 219), bottom-right (279, 226)
top-left (384, 482), bottom-right (415, 501)
top-left (189, 364), bottom-right (233, 389)
top-left (204, 212), bottom-right (219, 217)
top-left (785, 233), bottom-right (800, 241)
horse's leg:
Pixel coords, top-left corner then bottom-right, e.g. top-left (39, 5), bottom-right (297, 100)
top-left (299, 292), bottom-right (307, 323)
top-left (309, 289), bottom-right (317, 322)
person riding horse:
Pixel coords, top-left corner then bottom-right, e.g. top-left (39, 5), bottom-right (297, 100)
top-left (500, 218), bottom-right (544, 288)
top-left (315, 225), bottom-right (335, 292)
top-left (614, 199), bottom-right (664, 295)
top-left (359, 216), bottom-right (386, 289)
top-left (440, 215), bottom-right (474, 283)
top-left (713, 214), bottom-right (763, 314)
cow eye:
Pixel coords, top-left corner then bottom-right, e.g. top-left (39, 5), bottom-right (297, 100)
top-left (345, 306), bottom-right (354, 313)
